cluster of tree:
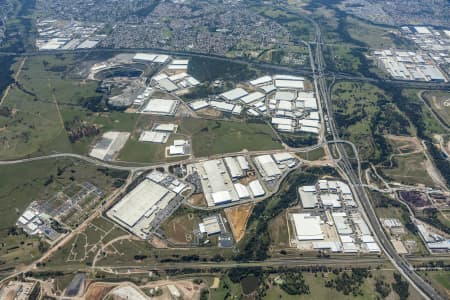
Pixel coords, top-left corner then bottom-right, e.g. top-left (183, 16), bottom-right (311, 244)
top-left (187, 56), bottom-right (258, 82)
top-left (0, 56), bottom-right (15, 94)
top-left (391, 272), bottom-right (409, 300)
top-left (375, 276), bottom-right (392, 298)
top-left (64, 118), bottom-right (99, 144)
top-left (281, 133), bottom-right (317, 147)
top-left (78, 95), bottom-right (106, 112)
top-left (96, 168), bottom-right (129, 180)
top-left (0, 105), bottom-right (11, 117)
top-left (426, 142), bottom-right (450, 187)
top-left (228, 267), bottom-right (263, 283)
top-left (324, 268), bottom-right (369, 296)
top-left (279, 272), bottom-right (310, 295)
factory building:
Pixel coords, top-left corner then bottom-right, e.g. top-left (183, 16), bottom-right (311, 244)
top-left (142, 99), bottom-right (179, 115)
top-left (108, 179), bottom-right (176, 238)
top-left (249, 180), bottom-right (265, 197)
top-left (292, 213), bottom-right (324, 241)
top-left (195, 159), bottom-right (239, 206)
top-left (224, 157), bottom-right (244, 179)
top-left (253, 155), bottom-right (282, 180)
top-left (220, 88), bottom-right (248, 101)
top-left (189, 100), bottom-right (209, 111)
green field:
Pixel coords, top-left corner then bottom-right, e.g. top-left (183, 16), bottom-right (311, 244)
top-left (0, 54), bottom-right (104, 159)
top-left (345, 17), bottom-right (414, 50)
top-left (296, 147), bottom-right (326, 161)
top-left (420, 271), bottom-right (450, 296)
top-left (180, 119), bottom-right (282, 156)
top-left (422, 91), bottom-right (450, 127)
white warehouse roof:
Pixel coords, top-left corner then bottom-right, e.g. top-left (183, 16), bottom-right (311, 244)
top-left (143, 99), bottom-right (178, 115)
top-left (249, 180), bottom-right (265, 197)
top-left (292, 213), bottom-right (324, 241)
top-left (220, 88), bottom-right (248, 101)
top-left (250, 76), bottom-right (273, 86)
top-left (240, 91), bottom-right (265, 104)
top-left (189, 100), bottom-right (209, 110)
top-left (236, 156), bottom-right (249, 170)
top-left (273, 152), bottom-right (294, 163)
top-left (133, 53), bottom-right (157, 62)
top-left (234, 183), bottom-right (250, 199)
top-left (110, 179), bottom-right (172, 227)
top-left (275, 79), bottom-right (304, 90)
top-left (171, 59), bottom-right (189, 65)
top-left (212, 191), bottom-right (232, 205)
top-left (255, 155), bottom-right (282, 178)
top-left (224, 157), bottom-right (243, 179)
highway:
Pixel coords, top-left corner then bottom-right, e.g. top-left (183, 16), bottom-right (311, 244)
top-left (308, 15), bottom-right (444, 300)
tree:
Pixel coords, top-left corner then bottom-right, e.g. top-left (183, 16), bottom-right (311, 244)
top-left (392, 273), bottom-right (409, 300)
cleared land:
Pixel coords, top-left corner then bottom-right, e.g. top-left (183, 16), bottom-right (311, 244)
top-left (422, 91), bottom-right (450, 127)
top-left (381, 152), bottom-right (435, 187)
top-left (161, 208), bottom-right (202, 244)
top-left (224, 203), bottom-right (254, 242)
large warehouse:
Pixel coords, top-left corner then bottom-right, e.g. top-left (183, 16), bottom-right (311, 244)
top-left (292, 213), bottom-right (324, 241)
top-left (195, 159), bottom-right (239, 206)
top-left (220, 88), bottom-right (248, 101)
top-left (254, 155), bottom-right (282, 180)
top-left (107, 179), bottom-right (176, 238)
top-left (142, 99), bottom-right (179, 115)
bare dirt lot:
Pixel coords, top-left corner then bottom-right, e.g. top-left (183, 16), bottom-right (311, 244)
top-left (385, 135), bottom-right (422, 154)
top-left (84, 282), bottom-right (116, 300)
top-left (224, 203), bottom-right (253, 242)
top-left (187, 193), bottom-right (207, 207)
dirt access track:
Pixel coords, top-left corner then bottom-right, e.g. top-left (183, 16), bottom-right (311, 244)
top-left (224, 203), bottom-right (254, 242)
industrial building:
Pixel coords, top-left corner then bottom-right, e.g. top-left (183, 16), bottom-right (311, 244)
top-left (253, 155), bottom-right (282, 181)
top-left (291, 213), bottom-right (324, 241)
top-left (224, 157), bottom-right (244, 179)
top-left (139, 131), bottom-right (170, 143)
top-left (249, 180), bottom-right (265, 197)
top-left (220, 87), bottom-right (248, 101)
top-left (133, 53), bottom-right (170, 63)
top-left (142, 99), bottom-right (179, 115)
top-left (298, 186), bottom-right (318, 209)
top-left (108, 171), bottom-right (186, 239)
top-left (194, 159), bottom-right (240, 206)
top-left (89, 131), bottom-right (130, 161)
top-left (191, 156), bottom-right (266, 206)
top-left (166, 139), bottom-right (190, 156)
top-left (138, 123), bottom-right (177, 143)
top-left (189, 100), bottom-right (209, 111)
top-left (199, 215), bottom-right (225, 236)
